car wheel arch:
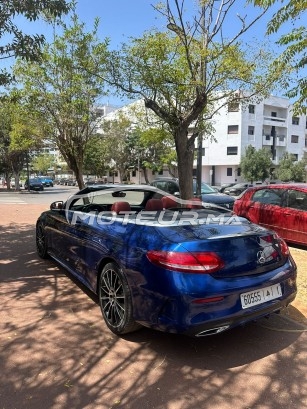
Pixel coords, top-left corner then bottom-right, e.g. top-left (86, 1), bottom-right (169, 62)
top-left (97, 260), bottom-right (141, 335)
top-left (96, 257), bottom-right (124, 294)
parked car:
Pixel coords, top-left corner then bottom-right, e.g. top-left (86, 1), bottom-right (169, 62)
top-left (39, 177), bottom-right (54, 187)
top-left (150, 177), bottom-right (235, 210)
top-left (85, 179), bottom-right (106, 186)
top-left (219, 183), bottom-right (237, 193)
top-left (234, 183), bottom-right (307, 246)
top-left (67, 179), bottom-right (77, 186)
top-left (25, 178), bottom-right (44, 191)
top-left (224, 182), bottom-right (254, 196)
top-left (36, 184), bottom-right (296, 337)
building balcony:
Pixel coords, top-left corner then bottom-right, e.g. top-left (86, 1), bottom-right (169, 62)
top-left (276, 135), bottom-right (286, 146)
top-left (263, 115), bottom-right (287, 127)
top-left (263, 135), bottom-right (273, 145)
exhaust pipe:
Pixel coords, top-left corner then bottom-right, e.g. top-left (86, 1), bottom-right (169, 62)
top-left (196, 325), bottom-right (230, 337)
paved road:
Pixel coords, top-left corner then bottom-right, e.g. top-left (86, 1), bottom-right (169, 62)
top-left (0, 198), bottom-right (307, 409)
top-left (0, 185), bottom-right (78, 205)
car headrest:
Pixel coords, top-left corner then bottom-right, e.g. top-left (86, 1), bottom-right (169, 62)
top-left (111, 201), bottom-right (131, 214)
top-left (186, 197), bottom-right (203, 209)
top-left (162, 196), bottom-right (178, 209)
top-left (145, 199), bottom-right (163, 211)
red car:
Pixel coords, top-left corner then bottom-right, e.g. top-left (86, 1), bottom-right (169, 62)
top-left (234, 183), bottom-right (307, 246)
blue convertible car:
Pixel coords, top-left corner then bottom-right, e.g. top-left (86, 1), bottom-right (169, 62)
top-left (36, 184), bottom-right (297, 337)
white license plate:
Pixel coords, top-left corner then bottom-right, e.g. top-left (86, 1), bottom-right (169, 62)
top-left (240, 284), bottom-right (282, 309)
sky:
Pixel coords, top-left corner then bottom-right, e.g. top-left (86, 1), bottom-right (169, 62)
top-left (5, 0), bottom-right (300, 106)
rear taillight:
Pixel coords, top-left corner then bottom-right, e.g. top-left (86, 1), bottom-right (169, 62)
top-left (146, 250), bottom-right (225, 273)
top-left (275, 236), bottom-right (290, 257)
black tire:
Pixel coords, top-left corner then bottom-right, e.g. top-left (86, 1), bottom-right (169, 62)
top-left (36, 223), bottom-right (49, 259)
top-left (98, 262), bottom-right (141, 335)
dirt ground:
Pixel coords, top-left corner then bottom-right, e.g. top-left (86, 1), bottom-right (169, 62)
top-left (1, 204), bottom-right (307, 409)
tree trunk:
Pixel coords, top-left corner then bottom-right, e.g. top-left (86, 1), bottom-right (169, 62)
top-left (65, 153), bottom-right (85, 190)
top-left (174, 127), bottom-right (195, 200)
top-left (143, 167), bottom-right (149, 184)
top-left (74, 166), bottom-right (85, 190)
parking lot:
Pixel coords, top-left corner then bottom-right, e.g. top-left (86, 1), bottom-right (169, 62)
top-left (0, 200), bottom-right (307, 409)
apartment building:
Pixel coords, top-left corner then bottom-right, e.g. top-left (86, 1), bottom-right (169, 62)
top-left (100, 96), bottom-right (307, 185)
top-left (198, 95), bottom-right (307, 186)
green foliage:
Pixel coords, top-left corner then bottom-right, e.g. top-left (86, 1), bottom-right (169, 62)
top-left (0, 0), bottom-right (70, 85)
top-left (83, 135), bottom-right (108, 177)
top-left (240, 145), bottom-right (272, 182)
top-left (101, 0), bottom-right (280, 198)
top-left (255, 0), bottom-right (307, 114)
top-left (32, 153), bottom-right (56, 174)
top-left (14, 7), bottom-right (109, 188)
top-left (276, 152), bottom-right (306, 182)
top-left (99, 113), bottom-right (133, 181)
top-left (0, 97), bottom-right (38, 181)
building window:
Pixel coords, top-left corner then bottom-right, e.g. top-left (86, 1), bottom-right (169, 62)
top-left (227, 146), bottom-right (238, 155)
top-left (292, 117), bottom-right (299, 125)
top-left (291, 135), bottom-right (299, 143)
top-left (265, 135), bottom-right (271, 141)
top-left (158, 169), bottom-right (163, 175)
top-left (228, 102), bottom-right (239, 112)
top-left (237, 168), bottom-right (241, 176)
top-left (227, 168), bottom-right (232, 176)
top-left (248, 126), bottom-right (254, 135)
top-left (131, 170), bottom-right (136, 177)
top-left (248, 104), bottom-right (255, 114)
top-left (292, 154), bottom-right (298, 161)
top-left (228, 125), bottom-right (239, 134)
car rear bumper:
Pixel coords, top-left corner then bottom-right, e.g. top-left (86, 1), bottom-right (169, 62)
top-left (182, 292), bottom-right (296, 336)
top-left (134, 260), bottom-right (297, 336)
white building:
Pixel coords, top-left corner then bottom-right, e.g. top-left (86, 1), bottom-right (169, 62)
top-left (199, 95), bottom-right (307, 185)
top-left (101, 96), bottom-right (307, 185)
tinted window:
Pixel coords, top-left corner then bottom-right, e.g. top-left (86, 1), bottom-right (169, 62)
top-left (252, 189), bottom-right (283, 206)
top-left (287, 190), bottom-right (307, 210)
top-left (152, 180), bottom-right (179, 194)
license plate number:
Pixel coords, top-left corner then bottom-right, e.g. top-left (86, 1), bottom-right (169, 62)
top-left (240, 284), bottom-right (282, 309)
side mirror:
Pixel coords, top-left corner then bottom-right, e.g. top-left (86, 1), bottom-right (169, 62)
top-left (50, 201), bottom-right (64, 210)
top-left (174, 191), bottom-right (180, 197)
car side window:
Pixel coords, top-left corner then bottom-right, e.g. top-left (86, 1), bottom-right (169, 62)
top-left (287, 190), bottom-right (307, 210)
top-left (251, 189), bottom-right (282, 205)
top-left (166, 181), bottom-right (178, 195)
top-left (153, 181), bottom-right (166, 192)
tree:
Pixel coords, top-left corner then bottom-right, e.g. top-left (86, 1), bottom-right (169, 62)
top-left (256, 0), bottom-right (307, 114)
top-left (14, 9), bottom-right (109, 188)
top-left (137, 128), bottom-right (175, 183)
top-left (99, 113), bottom-right (134, 182)
top-left (93, 0), bottom-right (282, 199)
top-left (0, 0), bottom-right (70, 85)
top-left (0, 105), bottom-right (13, 188)
top-left (83, 134), bottom-right (109, 177)
top-left (32, 153), bottom-right (56, 175)
top-left (240, 145), bottom-right (272, 183)
top-left (0, 97), bottom-right (41, 190)
top-left (276, 152), bottom-right (306, 182)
